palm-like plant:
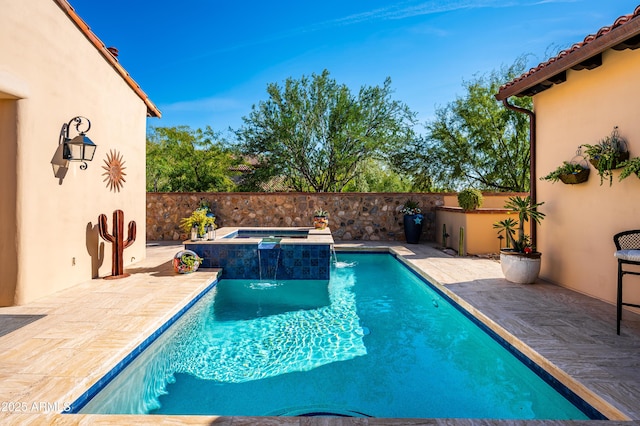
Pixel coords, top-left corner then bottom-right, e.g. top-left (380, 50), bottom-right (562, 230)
top-left (493, 218), bottom-right (517, 248)
top-left (495, 196), bottom-right (545, 253)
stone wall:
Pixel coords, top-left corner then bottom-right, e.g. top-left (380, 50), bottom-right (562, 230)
top-left (146, 192), bottom-right (445, 242)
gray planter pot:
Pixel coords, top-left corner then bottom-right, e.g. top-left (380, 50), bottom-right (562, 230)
top-left (499, 250), bottom-right (541, 284)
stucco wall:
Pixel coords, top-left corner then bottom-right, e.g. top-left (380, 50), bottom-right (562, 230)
top-left (534, 47), bottom-right (640, 307)
top-left (435, 193), bottom-right (522, 255)
top-left (146, 193), bottom-right (444, 242)
top-left (0, 0), bottom-right (150, 305)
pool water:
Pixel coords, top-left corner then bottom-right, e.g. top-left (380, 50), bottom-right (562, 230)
top-left (77, 253), bottom-right (593, 419)
top-left (223, 229), bottom-right (309, 239)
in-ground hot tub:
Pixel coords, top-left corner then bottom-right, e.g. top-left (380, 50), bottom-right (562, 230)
top-left (184, 227), bottom-right (334, 280)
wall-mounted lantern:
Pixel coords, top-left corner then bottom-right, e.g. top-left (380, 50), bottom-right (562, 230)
top-left (62, 116), bottom-right (97, 170)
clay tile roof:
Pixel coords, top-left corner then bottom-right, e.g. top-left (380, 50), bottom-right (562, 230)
top-left (496, 6), bottom-right (640, 101)
top-left (54, 0), bottom-right (161, 118)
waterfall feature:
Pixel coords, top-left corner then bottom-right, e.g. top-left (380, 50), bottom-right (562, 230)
top-left (331, 245), bottom-right (357, 268)
top-left (257, 238), bottom-right (281, 281)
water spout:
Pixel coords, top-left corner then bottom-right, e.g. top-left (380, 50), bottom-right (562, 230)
top-left (258, 238), bottom-right (281, 281)
top-left (331, 245), bottom-right (357, 268)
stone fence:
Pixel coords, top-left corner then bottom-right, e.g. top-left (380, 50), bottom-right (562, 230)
top-left (146, 192), bottom-right (445, 242)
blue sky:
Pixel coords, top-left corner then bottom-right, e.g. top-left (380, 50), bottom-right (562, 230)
top-left (70, 1), bottom-right (639, 136)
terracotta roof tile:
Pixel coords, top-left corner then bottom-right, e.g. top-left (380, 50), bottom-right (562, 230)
top-left (497, 6), bottom-right (640, 100)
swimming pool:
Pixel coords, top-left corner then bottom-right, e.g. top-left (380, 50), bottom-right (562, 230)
top-left (72, 253), bottom-right (600, 419)
top-left (222, 229), bottom-right (310, 239)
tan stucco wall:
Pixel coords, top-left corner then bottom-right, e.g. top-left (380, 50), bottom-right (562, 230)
top-left (435, 208), bottom-right (512, 255)
top-left (534, 47), bottom-right (640, 307)
top-left (0, 0), bottom-right (149, 305)
top-left (435, 193), bottom-right (521, 254)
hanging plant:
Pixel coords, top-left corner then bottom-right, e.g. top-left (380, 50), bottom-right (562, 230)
top-left (541, 161), bottom-right (590, 184)
top-left (618, 157), bottom-right (640, 181)
top-left (582, 126), bottom-right (629, 186)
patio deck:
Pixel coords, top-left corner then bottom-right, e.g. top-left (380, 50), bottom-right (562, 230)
top-left (0, 241), bottom-right (639, 425)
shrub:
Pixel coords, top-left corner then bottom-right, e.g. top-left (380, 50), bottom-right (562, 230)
top-left (457, 188), bottom-right (483, 211)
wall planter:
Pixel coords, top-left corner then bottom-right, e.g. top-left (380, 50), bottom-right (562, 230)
top-left (404, 214), bottom-right (424, 244)
top-left (588, 151), bottom-right (629, 171)
top-left (559, 168), bottom-right (590, 184)
top-left (541, 159), bottom-right (590, 185)
top-left (582, 126), bottom-right (629, 186)
top-left (500, 250), bottom-right (541, 284)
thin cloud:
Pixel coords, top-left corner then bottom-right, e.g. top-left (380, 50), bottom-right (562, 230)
top-left (323, 0), bottom-right (521, 27)
top-left (160, 97), bottom-right (242, 113)
top-left (314, 1), bottom-right (482, 28)
top-left (171, 0), bottom-right (562, 62)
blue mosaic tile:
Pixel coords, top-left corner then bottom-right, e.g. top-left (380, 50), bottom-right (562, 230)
top-left (185, 243), bottom-right (330, 280)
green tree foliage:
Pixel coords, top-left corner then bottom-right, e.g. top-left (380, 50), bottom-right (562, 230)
top-left (392, 58), bottom-right (532, 192)
top-left (342, 159), bottom-right (412, 192)
top-left (235, 70), bottom-right (417, 192)
top-left (146, 126), bottom-right (238, 192)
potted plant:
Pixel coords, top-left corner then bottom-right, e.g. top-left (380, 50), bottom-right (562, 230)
top-left (582, 126), bottom-right (629, 186)
top-left (540, 161), bottom-right (589, 184)
top-left (313, 209), bottom-right (329, 230)
top-left (457, 188), bottom-right (484, 211)
top-left (173, 249), bottom-right (203, 274)
top-left (493, 195), bottom-right (545, 284)
top-left (180, 207), bottom-right (216, 240)
top-left (401, 199), bottom-right (424, 244)
top-left (618, 156), bottom-right (640, 181)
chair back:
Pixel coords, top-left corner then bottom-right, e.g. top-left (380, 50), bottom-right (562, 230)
top-left (613, 230), bottom-right (640, 250)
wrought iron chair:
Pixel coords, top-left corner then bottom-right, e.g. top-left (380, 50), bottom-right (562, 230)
top-left (613, 229), bottom-right (640, 334)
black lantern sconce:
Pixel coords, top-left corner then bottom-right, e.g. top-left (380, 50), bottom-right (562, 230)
top-left (62, 116), bottom-right (97, 170)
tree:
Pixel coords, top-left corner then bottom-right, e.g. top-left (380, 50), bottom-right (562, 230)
top-left (146, 126), bottom-right (238, 192)
top-left (234, 70), bottom-right (417, 192)
top-left (392, 57), bottom-right (532, 192)
top-left (342, 159), bottom-right (412, 192)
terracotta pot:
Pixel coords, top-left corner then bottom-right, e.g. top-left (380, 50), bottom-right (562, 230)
top-left (499, 250), bottom-right (541, 284)
top-left (313, 216), bottom-right (328, 229)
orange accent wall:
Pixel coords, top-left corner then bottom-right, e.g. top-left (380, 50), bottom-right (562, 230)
top-left (534, 47), bottom-right (640, 308)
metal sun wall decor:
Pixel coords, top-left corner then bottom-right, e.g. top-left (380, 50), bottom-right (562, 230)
top-left (102, 149), bottom-right (127, 192)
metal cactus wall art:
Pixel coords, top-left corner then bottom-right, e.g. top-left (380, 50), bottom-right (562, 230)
top-left (98, 210), bottom-right (136, 279)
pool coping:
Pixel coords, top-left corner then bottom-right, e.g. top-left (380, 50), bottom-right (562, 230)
top-left (184, 226), bottom-right (335, 246)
